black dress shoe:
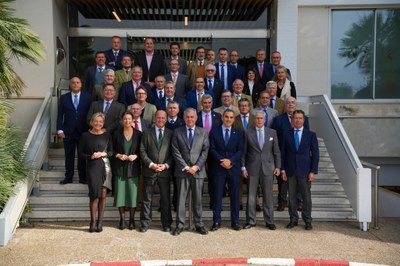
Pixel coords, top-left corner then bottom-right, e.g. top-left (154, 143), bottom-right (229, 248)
top-left (286, 221), bottom-right (298, 229)
top-left (119, 218), bottom-right (126, 230)
top-left (277, 202), bottom-right (286, 212)
top-left (172, 227), bottom-right (183, 236)
top-left (78, 180), bottom-right (87, 184)
top-left (266, 223), bottom-right (276, 230)
top-left (195, 226), bottom-right (208, 235)
top-left (140, 226), bottom-right (148, 233)
top-left (243, 223), bottom-right (255, 229)
top-left (297, 202), bottom-right (303, 211)
top-left (231, 223), bottom-right (241, 231)
top-left (305, 223), bottom-right (313, 230)
top-left (60, 178), bottom-right (72, 184)
top-left (210, 223), bottom-right (221, 231)
top-left (163, 227), bottom-right (171, 232)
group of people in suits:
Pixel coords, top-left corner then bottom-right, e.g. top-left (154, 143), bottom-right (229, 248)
top-left (57, 36), bottom-right (318, 233)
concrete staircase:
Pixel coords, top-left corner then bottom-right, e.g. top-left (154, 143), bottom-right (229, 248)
top-left (28, 138), bottom-right (356, 222)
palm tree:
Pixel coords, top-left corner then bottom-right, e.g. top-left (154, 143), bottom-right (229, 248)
top-left (0, 0), bottom-right (46, 211)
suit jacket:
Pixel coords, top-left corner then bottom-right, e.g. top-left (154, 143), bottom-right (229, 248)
top-left (271, 113), bottom-right (310, 148)
top-left (84, 65), bottom-right (114, 95)
top-left (118, 80), bottom-right (154, 107)
top-left (243, 80), bottom-right (264, 108)
top-left (134, 51), bottom-right (166, 82)
top-left (230, 63), bottom-right (245, 81)
top-left (140, 126), bottom-right (173, 178)
top-left (243, 127), bottom-right (281, 176)
top-left (281, 128), bottom-right (319, 178)
top-left (232, 93), bottom-right (254, 109)
top-left (165, 72), bottom-right (191, 98)
top-left (251, 107), bottom-right (278, 128)
top-left (213, 105), bottom-right (240, 117)
top-left (86, 100), bottom-right (125, 133)
top-left (186, 89), bottom-right (215, 110)
top-left (171, 126), bottom-right (209, 179)
top-left (104, 48), bottom-right (129, 70)
top-left (204, 78), bottom-right (224, 107)
top-left (111, 127), bottom-right (142, 177)
top-left (141, 103), bottom-right (157, 123)
top-left (233, 113), bottom-right (255, 132)
top-left (209, 125), bottom-right (244, 177)
top-left (214, 62), bottom-right (237, 91)
top-left (115, 68), bottom-right (132, 86)
top-left (272, 97), bottom-right (285, 115)
top-left (249, 61), bottom-right (273, 87)
top-left (165, 57), bottom-right (187, 75)
top-left (196, 111), bottom-right (222, 130)
top-left (57, 92), bottom-right (92, 135)
top-left (155, 95), bottom-right (186, 118)
top-left (187, 59), bottom-right (211, 88)
top-left (165, 117), bottom-right (185, 131)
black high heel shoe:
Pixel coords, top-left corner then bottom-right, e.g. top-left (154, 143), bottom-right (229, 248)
top-left (96, 221), bottom-right (103, 233)
top-left (89, 222), bottom-right (96, 233)
top-left (119, 218), bottom-right (126, 230)
top-left (128, 219), bottom-right (135, 230)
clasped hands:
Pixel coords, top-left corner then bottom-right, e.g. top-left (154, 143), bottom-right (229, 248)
top-left (116, 153), bottom-right (138, 162)
top-left (220, 159), bottom-right (232, 169)
top-left (91, 151), bottom-right (107, 159)
top-left (151, 163), bottom-right (167, 172)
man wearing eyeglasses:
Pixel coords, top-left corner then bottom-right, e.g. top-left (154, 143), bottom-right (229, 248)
top-left (204, 64), bottom-right (224, 107)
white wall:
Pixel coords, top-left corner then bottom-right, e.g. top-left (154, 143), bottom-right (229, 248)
top-left (297, 7), bottom-right (330, 96)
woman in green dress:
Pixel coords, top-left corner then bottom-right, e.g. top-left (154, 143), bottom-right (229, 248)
top-left (112, 112), bottom-right (142, 230)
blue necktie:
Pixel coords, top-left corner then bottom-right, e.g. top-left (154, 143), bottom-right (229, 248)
top-left (242, 115), bottom-right (248, 131)
top-left (220, 64), bottom-right (225, 88)
top-left (188, 128), bottom-right (193, 148)
top-left (270, 98), bottom-right (274, 109)
top-left (208, 79), bottom-right (213, 91)
top-left (263, 108), bottom-right (269, 127)
top-left (224, 128), bottom-right (230, 146)
top-left (104, 101), bottom-right (110, 116)
top-left (73, 94), bottom-right (79, 110)
top-left (295, 129), bottom-right (300, 151)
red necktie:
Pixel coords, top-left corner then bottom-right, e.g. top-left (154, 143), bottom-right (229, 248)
top-left (134, 120), bottom-right (139, 130)
top-left (259, 63), bottom-right (263, 78)
top-left (289, 115), bottom-right (294, 128)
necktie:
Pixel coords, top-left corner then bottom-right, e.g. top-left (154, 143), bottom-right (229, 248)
top-left (173, 73), bottom-right (177, 84)
top-left (197, 93), bottom-right (202, 111)
top-left (205, 113), bottom-right (211, 134)
top-left (114, 52), bottom-right (118, 62)
top-left (221, 64), bottom-right (225, 87)
top-left (289, 115), bottom-right (294, 128)
top-left (295, 129), bottom-right (300, 151)
top-left (170, 119), bottom-right (174, 124)
top-left (188, 128), bottom-right (193, 148)
top-left (236, 94), bottom-right (240, 101)
top-left (224, 128), bottom-right (230, 146)
top-left (243, 115), bottom-right (248, 130)
top-left (73, 94), bottom-right (79, 110)
top-left (104, 101), bottom-right (110, 115)
top-left (208, 79), bottom-right (213, 90)
top-left (134, 120), bottom-right (139, 130)
top-left (199, 60), bottom-right (203, 66)
top-left (259, 63), bottom-right (263, 77)
top-left (258, 129), bottom-right (264, 150)
top-left (159, 90), bottom-right (163, 99)
top-left (157, 128), bottom-right (163, 149)
top-left (270, 98), bottom-right (274, 109)
top-left (125, 70), bottom-right (129, 80)
top-left (263, 108), bottom-right (269, 127)
top-left (98, 67), bottom-right (103, 73)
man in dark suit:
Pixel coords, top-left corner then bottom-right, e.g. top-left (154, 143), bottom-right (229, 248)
top-left (267, 81), bottom-right (285, 115)
top-left (57, 77), bottom-right (92, 184)
top-left (209, 109), bottom-right (244, 231)
top-left (140, 110), bottom-right (173, 233)
top-left (251, 90), bottom-right (278, 128)
top-left (165, 59), bottom-right (191, 99)
top-left (171, 108), bottom-right (209, 236)
top-left (242, 111), bottom-right (281, 230)
top-left (165, 100), bottom-right (185, 131)
top-left (164, 42), bottom-right (187, 75)
top-left (118, 66), bottom-right (154, 107)
top-left (249, 49), bottom-right (273, 87)
top-left (186, 77), bottom-right (215, 111)
top-left (86, 84), bottom-right (125, 135)
top-left (134, 37), bottom-right (165, 88)
top-left (129, 103), bottom-right (151, 132)
top-left (155, 81), bottom-right (186, 118)
top-left (215, 48), bottom-right (237, 91)
top-left (271, 96), bottom-right (310, 211)
top-left (230, 50), bottom-right (245, 81)
top-left (281, 110), bottom-right (319, 230)
top-left (84, 51), bottom-right (114, 95)
top-left (152, 75), bottom-right (166, 101)
top-left (204, 63), bottom-right (224, 107)
top-left (104, 36), bottom-right (128, 71)
top-left (266, 51), bottom-right (291, 80)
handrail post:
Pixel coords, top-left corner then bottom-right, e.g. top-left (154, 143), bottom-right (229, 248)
top-left (373, 166), bottom-right (380, 229)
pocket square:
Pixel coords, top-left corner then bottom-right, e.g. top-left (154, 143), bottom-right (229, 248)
top-left (269, 137), bottom-right (273, 141)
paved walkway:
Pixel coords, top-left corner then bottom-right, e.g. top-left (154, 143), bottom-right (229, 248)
top-left (0, 218), bottom-right (399, 266)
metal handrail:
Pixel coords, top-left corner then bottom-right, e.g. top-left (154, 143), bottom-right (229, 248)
top-left (361, 160), bottom-right (381, 230)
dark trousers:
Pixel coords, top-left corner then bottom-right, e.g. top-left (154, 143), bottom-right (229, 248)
top-left (212, 173), bottom-right (240, 224)
top-left (287, 172), bottom-right (312, 223)
top-left (277, 175), bottom-right (288, 204)
top-left (140, 175), bottom-right (172, 228)
top-left (63, 132), bottom-right (86, 181)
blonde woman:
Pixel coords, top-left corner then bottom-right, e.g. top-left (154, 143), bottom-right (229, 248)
top-left (274, 65), bottom-right (297, 100)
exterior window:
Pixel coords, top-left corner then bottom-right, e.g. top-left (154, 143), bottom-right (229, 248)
top-left (331, 9), bottom-right (400, 99)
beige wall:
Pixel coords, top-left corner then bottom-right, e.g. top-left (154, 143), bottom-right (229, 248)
top-left (297, 7), bottom-right (330, 96)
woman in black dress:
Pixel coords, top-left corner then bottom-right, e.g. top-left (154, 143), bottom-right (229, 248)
top-left (79, 113), bottom-right (113, 232)
top-left (112, 112), bottom-right (142, 230)
top-left (243, 66), bottom-right (264, 108)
